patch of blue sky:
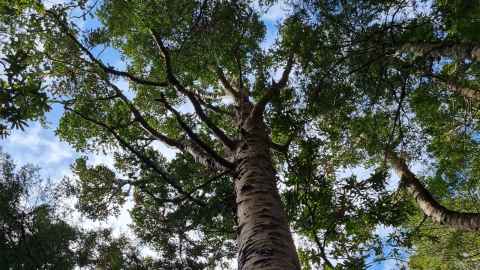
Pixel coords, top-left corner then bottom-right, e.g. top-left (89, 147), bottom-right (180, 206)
top-left (365, 230), bottom-right (410, 270)
top-left (262, 19), bottom-right (280, 50)
top-left (473, 132), bottom-right (480, 143)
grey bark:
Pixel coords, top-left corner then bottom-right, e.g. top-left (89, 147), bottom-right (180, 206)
top-left (401, 42), bottom-right (480, 61)
top-left (430, 76), bottom-right (480, 101)
top-left (388, 151), bottom-right (480, 231)
top-left (234, 115), bottom-right (300, 270)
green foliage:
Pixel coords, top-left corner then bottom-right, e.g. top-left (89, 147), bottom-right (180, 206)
top-left (129, 152), bottom-right (236, 269)
top-left (0, 148), bottom-right (171, 269)
top-left (0, 3), bottom-right (50, 137)
top-left (70, 157), bottom-right (128, 219)
top-left (0, 150), bottom-right (77, 269)
top-left (436, 0), bottom-right (480, 41)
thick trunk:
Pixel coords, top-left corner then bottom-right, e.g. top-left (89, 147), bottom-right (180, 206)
top-left (388, 151), bottom-right (480, 231)
top-left (234, 119), bottom-right (300, 270)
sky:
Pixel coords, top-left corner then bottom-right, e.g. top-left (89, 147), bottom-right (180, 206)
top-left (0, 1), bottom-right (416, 269)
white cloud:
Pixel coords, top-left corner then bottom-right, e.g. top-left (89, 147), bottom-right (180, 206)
top-left (254, 0), bottom-right (291, 22)
top-left (90, 151), bottom-right (116, 169)
top-left (43, 0), bottom-right (67, 9)
top-left (1, 121), bottom-right (182, 245)
top-left (1, 123), bottom-right (75, 179)
top-left (263, 3), bottom-right (290, 22)
top-left (151, 141), bottom-right (178, 161)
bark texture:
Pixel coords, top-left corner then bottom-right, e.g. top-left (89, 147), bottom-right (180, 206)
top-left (234, 117), bottom-right (300, 270)
top-left (430, 76), bottom-right (480, 101)
top-left (388, 151), bottom-right (480, 231)
top-left (401, 42), bottom-right (480, 61)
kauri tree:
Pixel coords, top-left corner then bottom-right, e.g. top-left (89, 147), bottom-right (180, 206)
top-left (2, 0), bottom-right (480, 269)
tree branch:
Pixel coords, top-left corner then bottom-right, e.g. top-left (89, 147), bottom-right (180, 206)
top-left (386, 149), bottom-right (480, 231)
top-left (158, 95), bottom-right (234, 170)
top-left (65, 106), bottom-right (206, 206)
top-left (149, 29), bottom-right (237, 150)
top-left (192, 90), bottom-right (235, 117)
top-left (104, 80), bottom-right (181, 146)
top-left (305, 196), bottom-right (335, 269)
top-left (48, 11), bottom-right (169, 87)
top-left (213, 65), bottom-right (241, 101)
top-left (390, 55), bottom-right (480, 101)
top-left (96, 78), bottom-right (229, 171)
top-left (249, 52), bottom-right (294, 120)
top-left (429, 74), bottom-right (480, 101)
top-left (400, 41), bottom-right (480, 61)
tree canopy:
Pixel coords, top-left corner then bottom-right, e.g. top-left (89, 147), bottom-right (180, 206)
top-left (1, 0), bottom-right (480, 269)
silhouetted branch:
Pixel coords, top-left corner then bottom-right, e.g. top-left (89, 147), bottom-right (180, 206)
top-left (65, 106), bottom-right (206, 206)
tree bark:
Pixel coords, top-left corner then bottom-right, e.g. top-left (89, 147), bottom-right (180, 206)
top-left (430, 75), bottom-right (480, 101)
top-left (400, 42), bottom-right (480, 61)
top-left (387, 151), bottom-right (480, 231)
top-left (234, 116), bottom-right (300, 270)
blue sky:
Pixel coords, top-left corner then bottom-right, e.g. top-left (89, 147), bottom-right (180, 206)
top-left (1, 1), bottom-right (412, 268)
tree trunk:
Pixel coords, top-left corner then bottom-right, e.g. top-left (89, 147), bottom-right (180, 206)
top-left (388, 150), bottom-right (480, 231)
top-left (234, 116), bottom-right (300, 270)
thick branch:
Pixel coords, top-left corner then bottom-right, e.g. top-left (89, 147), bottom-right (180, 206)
top-left (400, 41), bottom-right (480, 61)
top-left (270, 141), bottom-right (289, 154)
top-left (182, 140), bottom-right (231, 171)
top-left (65, 107), bottom-right (205, 206)
top-left (313, 233), bottom-right (334, 269)
top-left (150, 30), bottom-right (237, 150)
top-left (193, 90), bottom-right (235, 117)
top-left (387, 150), bottom-right (480, 231)
top-left (213, 65), bottom-right (241, 101)
top-left (105, 81), bottom-right (182, 147)
top-left (83, 74), bottom-right (228, 171)
top-left (48, 11), bottom-right (169, 87)
top-left (390, 55), bottom-right (480, 101)
top-left (429, 74), bottom-right (480, 101)
top-left (158, 96), bottom-right (234, 169)
top-left (187, 93), bottom-right (237, 149)
top-left (95, 76), bottom-right (228, 170)
top-left (270, 134), bottom-right (296, 155)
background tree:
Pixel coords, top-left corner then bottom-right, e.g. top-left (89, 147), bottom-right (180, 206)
top-left (0, 148), bottom-right (167, 269)
top-left (0, 150), bottom-right (77, 269)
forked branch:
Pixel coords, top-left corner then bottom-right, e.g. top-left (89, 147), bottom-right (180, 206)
top-left (65, 107), bottom-right (206, 206)
top-left (157, 95), bottom-right (234, 170)
top-left (150, 29), bottom-right (237, 150)
top-left (48, 11), bottom-right (169, 87)
top-left (250, 52), bottom-right (295, 120)
top-left (103, 80), bottom-right (230, 170)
